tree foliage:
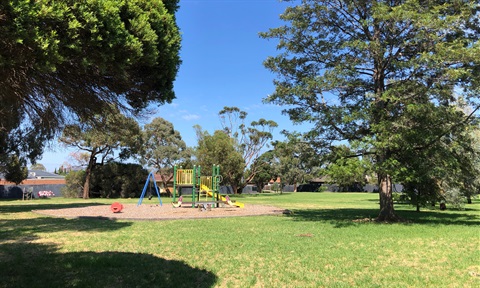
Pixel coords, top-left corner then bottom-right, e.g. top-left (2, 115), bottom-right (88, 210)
top-left (142, 117), bottom-right (190, 196)
top-left (0, 0), bottom-right (181, 180)
top-left (61, 170), bottom-right (85, 198)
top-left (90, 162), bottom-right (147, 198)
top-left (219, 106), bottom-right (277, 188)
top-left (251, 150), bottom-right (278, 193)
top-left (1, 154), bottom-right (27, 184)
top-left (30, 163), bottom-right (47, 171)
top-left (261, 0), bottom-right (479, 221)
top-left (272, 132), bottom-right (319, 191)
top-left (323, 146), bottom-right (372, 191)
top-left (59, 106), bottom-right (142, 199)
top-left (391, 106), bottom-right (479, 208)
top-left (194, 128), bottom-right (244, 193)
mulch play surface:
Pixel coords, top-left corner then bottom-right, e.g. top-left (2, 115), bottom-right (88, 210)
top-left (33, 203), bottom-right (286, 221)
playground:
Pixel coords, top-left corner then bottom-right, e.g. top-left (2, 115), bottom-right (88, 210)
top-left (35, 165), bottom-right (283, 220)
top-left (137, 165), bottom-right (246, 210)
top-left (33, 202), bottom-right (283, 220)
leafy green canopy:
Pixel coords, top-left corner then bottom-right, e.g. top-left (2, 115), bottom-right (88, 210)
top-left (195, 129), bottom-right (244, 192)
top-left (142, 117), bottom-right (190, 194)
top-left (272, 132), bottom-right (320, 190)
top-left (142, 117), bottom-right (189, 171)
top-left (0, 0), bottom-right (181, 179)
top-left (218, 106), bottom-right (277, 189)
top-left (261, 0), bottom-right (479, 220)
top-left (60, 106), bottom-right (142, 199)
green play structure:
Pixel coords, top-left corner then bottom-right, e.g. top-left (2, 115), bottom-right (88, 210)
top-left (172, 165), bottom-right (244, 208)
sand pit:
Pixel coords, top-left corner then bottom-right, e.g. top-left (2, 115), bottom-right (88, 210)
top-left (33, 203), bottom-right (286, 221)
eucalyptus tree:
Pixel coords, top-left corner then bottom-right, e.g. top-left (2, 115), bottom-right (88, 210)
top-left (219, 106), bottom-right (278, 187)
top-left (59, 107), bottom-right (142, 199)
top-left (0, 0), bottom-right (181, 181)
top-left (250, 150), bottom-right (278, 193)
top-left (142, 117), bottom-right (190, 196)
top-left (30, 163), bottom-right (47, 171)
top-left (261, 0), bottom-right (479, 221)
top-left (194, 127), bottom-right (244, 193)
top-left (272, 132), bottom-right (319, 192)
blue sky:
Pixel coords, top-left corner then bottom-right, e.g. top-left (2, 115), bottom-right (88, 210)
top-left (41, 0), bottom-right (311, 172)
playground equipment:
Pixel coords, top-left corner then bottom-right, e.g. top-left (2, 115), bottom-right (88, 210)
top-left (172, 165), bottom-right (244, 208)
top-left (110, 202), bottom-right (124, 213)
top-left (172, 195), bottom-right (183, 208)
top-left (137, 171), bottom-right (163, 206)
top-left (206, 190), bottom-right (244, 208)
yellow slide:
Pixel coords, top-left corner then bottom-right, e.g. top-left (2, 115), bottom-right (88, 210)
top-left (202, 185), bottom-right (244, 208)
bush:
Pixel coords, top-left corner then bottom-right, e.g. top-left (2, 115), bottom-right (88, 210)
top-left (392, 192), bottom-right (409, 204)
top-left (90, 162), bottom-right (148, 198)
top-left (444, 187), bottom-right (466, 210)
top-left (61, 170), bottom-right (86, 198)
top-left (316, 185), bottom-right (328, 192)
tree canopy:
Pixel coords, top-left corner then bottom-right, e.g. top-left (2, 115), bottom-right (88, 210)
top-left (323, 145), bottom-right (372, 191)
top-left (30, 163), bottom-right (47, 171)
top-left (59, 106), bottom-right (142, 199)
top-left (219, 106), bottom-right (277, 190)
top-left (194, 128), bottom-right (244, 193)
top-left (261, 0), bottom-right (479, 221)
top-left (0, 0), bottom-right (181, 180)
top-left (251, 150), bottom-right (278, 193)
top-left (142, 117), bottom-right (190, 195)
top-left (271, 132), bottom-right (319, 192)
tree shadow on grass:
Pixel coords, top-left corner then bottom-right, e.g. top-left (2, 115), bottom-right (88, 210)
top-left (396, 209), bottom-right (480, 226)
top-left (0, 242), bottom-right (217, 288)
top-left (0, 217), bottom-right (133, 243)
top-left (0, 202), bottom-right (108, 214)
top-left (288, 208), bottom-right (480, 227)
top-left (289, 208), bottom-right (379, 228)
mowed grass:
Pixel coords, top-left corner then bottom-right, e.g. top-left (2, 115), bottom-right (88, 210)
top-left (1, 193), bottom-right (479, 288)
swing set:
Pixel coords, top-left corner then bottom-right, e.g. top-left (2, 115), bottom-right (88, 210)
top-left (137, 171), bottom-right (163, 206)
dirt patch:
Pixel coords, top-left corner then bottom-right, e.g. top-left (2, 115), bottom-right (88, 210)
top-left (33, 203), bottom-right (286, 221)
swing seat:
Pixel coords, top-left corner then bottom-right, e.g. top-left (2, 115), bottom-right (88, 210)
top-left (172, 196), bottom-right (183, 208)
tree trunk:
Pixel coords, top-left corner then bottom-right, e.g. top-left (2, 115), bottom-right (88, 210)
top-left (415, 188), bottom-right (421, 212)
top-left (232, 184), bottom-right (238, 194)
top-left (162, 180), bottom-right (171, 197)
top-left (467, 195), bottom-right (472, 204)
top-left (82, 148), bottom-right (97, 199)
top-left (377, 173), bottom-right (401, 222)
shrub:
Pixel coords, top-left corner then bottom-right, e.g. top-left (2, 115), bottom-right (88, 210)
top-left (316, 185), bottom-right (328, 192)
top-left (392, 192), bottom-right (410, 203)
top-left (61, 170), bottom-right (86, 198)
top-left (90, 162), bottom-right (148, 198)
top-left (444, 187), bottom-right (466, 210)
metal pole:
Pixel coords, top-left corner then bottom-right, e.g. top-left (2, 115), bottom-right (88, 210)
top-left (173, 166), bottom-right (177, 202)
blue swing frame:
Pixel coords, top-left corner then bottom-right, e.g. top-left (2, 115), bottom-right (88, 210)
top-left (137, 171), bottom-right (163, 206)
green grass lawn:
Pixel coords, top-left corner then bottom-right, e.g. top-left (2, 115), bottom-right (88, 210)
top-left (1, 192), bottom-right (479, 288)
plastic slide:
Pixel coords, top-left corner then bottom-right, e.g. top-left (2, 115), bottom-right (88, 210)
top-left (201, 185), bottom-right (244, 208)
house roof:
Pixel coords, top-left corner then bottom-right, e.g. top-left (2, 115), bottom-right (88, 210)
top-left (0, 169), bottom-right (66, 185)
top-left (153, 173), bottom-right (174, 182)
top-left (268, 177), bottom-right (281, 184)
top-left (0, 170), bottom-right (65, 181)
top-left (27, 170), bottom-right (65, 179)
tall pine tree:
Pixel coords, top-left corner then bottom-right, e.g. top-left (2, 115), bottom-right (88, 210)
top-left (261, 0), bottom-right (479, 221)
